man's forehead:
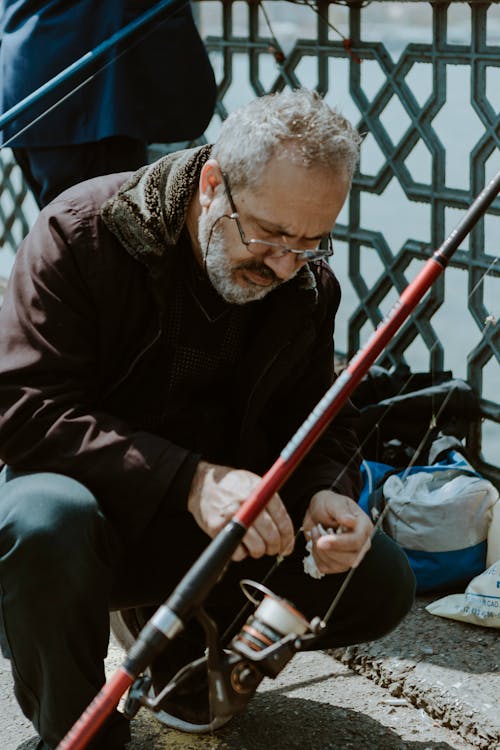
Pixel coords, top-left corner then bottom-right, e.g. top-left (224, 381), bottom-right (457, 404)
top-left (238, 159), bottom-right (349, 231)
top-left (246, 155), bottom-right (348, 195)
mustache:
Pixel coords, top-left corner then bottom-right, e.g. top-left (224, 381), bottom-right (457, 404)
top-left (234, 260), bottom-right (280, 284)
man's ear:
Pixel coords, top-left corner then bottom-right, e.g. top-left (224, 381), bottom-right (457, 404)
top-left (199, 159), bottom-right (223, 208)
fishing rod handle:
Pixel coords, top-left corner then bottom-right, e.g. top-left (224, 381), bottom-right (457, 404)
top-left (56, 668), bottom-right (133, 750)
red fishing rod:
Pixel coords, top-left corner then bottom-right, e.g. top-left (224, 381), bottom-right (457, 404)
top-left (57, 170), bottom-right (500, 750)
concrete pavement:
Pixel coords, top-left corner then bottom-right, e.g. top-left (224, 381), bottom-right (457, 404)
top-left (331, 596), bottom-right (500, 750)
top-left (2, 597), bottom-right (499, 750)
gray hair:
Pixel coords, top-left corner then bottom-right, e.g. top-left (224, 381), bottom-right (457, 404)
top-left (211, 88), bottom-right (361, 190)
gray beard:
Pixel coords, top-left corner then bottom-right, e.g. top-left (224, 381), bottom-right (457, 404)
top-left (197, 212), bottom-right (283, 305)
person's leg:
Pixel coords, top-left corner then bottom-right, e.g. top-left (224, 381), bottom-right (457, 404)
top-left (12, 136), bottom-right (147, 208)
top-left (0, 468), bottom-right (129, 750)
top-left (204, 529), bottom-right (416, 649)
top-left (110, 508), bottom-right (212, 688)
top-left (274, 530), bottom-right (416, 649)
top-left (111, 511), bottom-right (414, 684)
top-left (109, 513), bottom-right (414, 730)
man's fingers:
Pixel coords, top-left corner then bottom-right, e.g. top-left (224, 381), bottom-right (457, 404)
top-left (313, 530), bottom-right (372, 573)
top-left (236, 494), bottom-right (294, 560)
top-left (232, 543), bottom-right (249, 562)
top-left (241, 526), bottom-right (267, 559)
top-left (303, 491), bottom-right (374, 574)
top-left (190, 465), bottom-right (294, 560)
top-left (315, 528), bottom-right (365, 554)
top-left (251, 511), bottom-right (282, 556)
top-left (265, 494), bottom-right (295, 554)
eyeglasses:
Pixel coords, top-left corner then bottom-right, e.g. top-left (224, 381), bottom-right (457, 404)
top-left (220, 172), bottom-right (334, 262)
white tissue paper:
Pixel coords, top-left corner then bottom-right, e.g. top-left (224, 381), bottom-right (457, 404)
top-left (303, 525), bottom-right (339, 579)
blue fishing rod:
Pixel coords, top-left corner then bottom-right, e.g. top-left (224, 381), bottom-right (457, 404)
top-left (0, 0), bottom-right (186, 140)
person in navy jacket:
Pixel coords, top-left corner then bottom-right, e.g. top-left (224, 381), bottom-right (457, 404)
top-left (0, 0), bottom-right (216, 207)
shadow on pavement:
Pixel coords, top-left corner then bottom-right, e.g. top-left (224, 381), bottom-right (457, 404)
top-left (129, 692), bottom-right (465, 750)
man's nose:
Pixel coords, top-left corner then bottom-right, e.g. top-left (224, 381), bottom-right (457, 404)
top-left (263, 251), bottom-right (304, 281)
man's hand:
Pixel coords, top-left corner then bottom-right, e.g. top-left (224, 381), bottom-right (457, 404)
top-left (188, 461), bottom-right (295, 561)
top-left (302, 490), bottom-right (373, 574)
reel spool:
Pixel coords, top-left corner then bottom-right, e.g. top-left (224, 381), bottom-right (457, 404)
top-left (230, 580), bottom-right (323, 680)
top-left (125, 580), bottom-right (323, 733)
top-left (232, 579), bottom-right (312, 655)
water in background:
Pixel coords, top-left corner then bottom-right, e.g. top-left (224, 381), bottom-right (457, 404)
top-left (1, 2), bottom-right (499, 459)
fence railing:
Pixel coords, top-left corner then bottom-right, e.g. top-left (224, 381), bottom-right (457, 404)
top-left (1, 0), bottom-right (499, 483)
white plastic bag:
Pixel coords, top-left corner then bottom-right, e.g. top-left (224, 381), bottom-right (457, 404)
top-left (426, 560), bottom-right (500, 629)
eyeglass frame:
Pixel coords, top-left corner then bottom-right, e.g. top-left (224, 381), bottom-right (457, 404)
top-left (219, 171), bottom-right (334, 262)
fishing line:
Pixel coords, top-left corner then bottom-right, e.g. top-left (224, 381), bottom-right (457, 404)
top-left (288, 0), bottom-right (349, 42)
top-left (2, 76), bottom-right (104, 150)
top-left (257, 2), bottom-right (297, 88)
top-left (321, 381), bottom-right (458, 624)
top-left (219, 238), bottom-right (500, 642)
top-left (286, 0), bottom-right (362, 62)
top-left (469, 256), bottom-right (499, 330)
top-left (219, 365), bottom-right (419, 644)
top-left (240, 235), bottom-right (500, 632)
top-left (321, 241), bottom-right (500, 623)
top-left (470, 257), bottom-right (499, 298)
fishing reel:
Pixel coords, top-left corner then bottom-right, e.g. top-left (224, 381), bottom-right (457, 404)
top-left (124, 580), bottom-right (324, 733)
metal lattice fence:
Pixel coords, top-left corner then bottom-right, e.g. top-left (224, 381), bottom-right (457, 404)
top-left (199, 0), bottom-right (500, 483)
top-left (1, 0), bottom-right (499, 481)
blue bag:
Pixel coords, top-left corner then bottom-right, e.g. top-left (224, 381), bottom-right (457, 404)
top-left (359, 449), bottom-right (498, 593)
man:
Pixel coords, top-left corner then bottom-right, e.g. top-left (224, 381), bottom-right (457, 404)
top-left (0, 89), bottom-right (415, 750)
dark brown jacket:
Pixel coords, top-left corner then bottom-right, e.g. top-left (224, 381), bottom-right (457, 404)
top-left (0, 147), bottom-right (361, 541)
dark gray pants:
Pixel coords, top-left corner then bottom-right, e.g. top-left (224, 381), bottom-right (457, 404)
top-left (0, 468), bottom-right (415, 749)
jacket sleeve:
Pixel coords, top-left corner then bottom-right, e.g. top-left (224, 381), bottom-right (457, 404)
top-left (0, 205), bottom-right (198, 541)
top-left (267, 263), bottom-right (362, 516)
